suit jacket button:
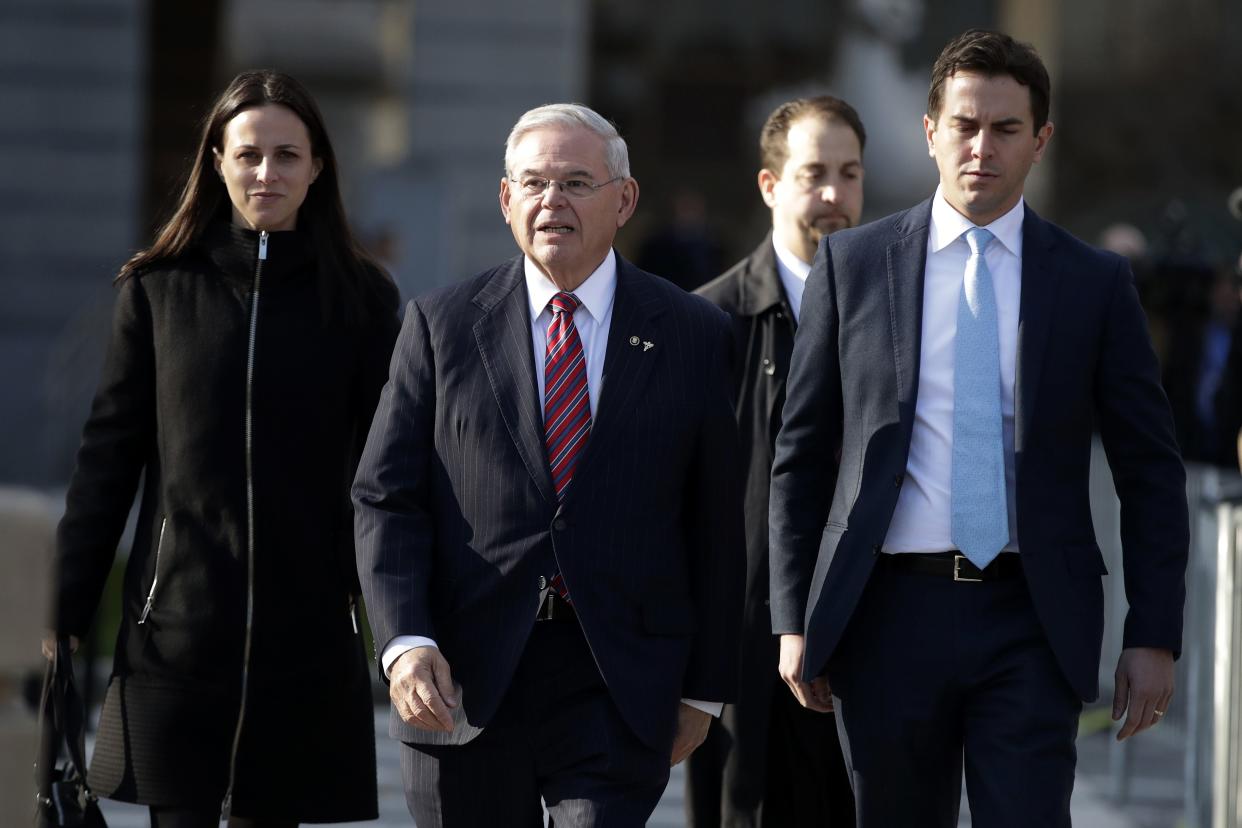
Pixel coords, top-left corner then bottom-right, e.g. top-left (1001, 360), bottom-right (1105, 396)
top-left (553, 518), bottom-right (568, 531)
top-left (872, 544), bottom-right (881, 555)
top-left (894, 473), bottom-right (904, 487)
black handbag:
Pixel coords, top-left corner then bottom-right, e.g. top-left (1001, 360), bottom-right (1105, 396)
top-left (33, 637), bottom-right (106, 828)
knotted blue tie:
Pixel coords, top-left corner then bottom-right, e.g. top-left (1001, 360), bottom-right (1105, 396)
top-left (951, 227), bottom-right (1009, 569)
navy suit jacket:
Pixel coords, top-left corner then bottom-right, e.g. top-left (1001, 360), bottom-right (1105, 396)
top-left (353, 253), bottom-right (745, 750)
top-left (769, 199), bottom-right (1189, 702)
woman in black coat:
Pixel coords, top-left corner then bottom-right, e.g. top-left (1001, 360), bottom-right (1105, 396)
top-left (49, 71), bottom-right (400, 827)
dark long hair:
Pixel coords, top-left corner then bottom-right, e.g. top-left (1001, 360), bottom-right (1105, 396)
top-left (119, 70), bottom-right (394, 326)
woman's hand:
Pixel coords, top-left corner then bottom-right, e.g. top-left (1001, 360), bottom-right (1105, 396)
top-left (40, 633), bottom-right (80, 661)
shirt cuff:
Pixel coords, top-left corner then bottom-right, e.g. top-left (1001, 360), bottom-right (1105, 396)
top-left (682, 698), bottom-right (724, 718)
top-left (381, 635), bottom-right (438, 677)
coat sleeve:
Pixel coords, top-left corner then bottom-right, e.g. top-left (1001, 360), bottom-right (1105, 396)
top-left (352, 299), bottom-right (439, 669)
top-left (768, 236), bottom-right (843, 635)
top-left (55, 276), bottom-right (156, 636)
top-left (341, 284), bottom-right (402, 598)
top-left (680, 309), bottom-right (746, 702)
top-left (1094, 257), bottom-right (1190, 655)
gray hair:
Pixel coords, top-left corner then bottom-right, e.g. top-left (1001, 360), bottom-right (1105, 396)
top-left (504, 103), bottom-right (631, 180)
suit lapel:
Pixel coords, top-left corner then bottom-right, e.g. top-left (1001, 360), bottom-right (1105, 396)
top-left (565, 257), bottom-right (664, 500)
top-left (472, 258), bottom-right (558, 504)
top-left (1014, 206), bottom-right (1060, 460)
top-left (886, 201), bottom-right (933, 414)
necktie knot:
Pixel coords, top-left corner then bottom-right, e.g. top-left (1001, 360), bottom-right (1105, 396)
top-left (549, 292), bottom-right (581, 316)
top-left (965, 226), bottom-right (994, 256)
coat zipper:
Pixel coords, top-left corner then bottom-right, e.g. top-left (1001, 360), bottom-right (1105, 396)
top-left (222, 229), bottom-right (267, 819)
top-left (137, 518), bottom-right (168, 624)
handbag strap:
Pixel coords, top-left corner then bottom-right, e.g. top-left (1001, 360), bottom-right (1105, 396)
top-left (34, 638), bottom-right (96, 801)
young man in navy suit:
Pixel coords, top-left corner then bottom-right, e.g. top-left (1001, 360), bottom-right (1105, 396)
top-left (353, 104), bottom-right (745, 827)
top-left (769, 30), bottom-right (1188, 827)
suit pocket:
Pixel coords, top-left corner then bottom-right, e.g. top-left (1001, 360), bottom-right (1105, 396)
top-left (1062, 543), bottom-right (1108, 577)
top-left (642, 601), bottom-right (696, 636)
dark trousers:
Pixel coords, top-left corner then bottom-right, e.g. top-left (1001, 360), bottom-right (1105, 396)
top-left (400, 620), bottom-right (669, 827)
top-left (827, 560), bottom-right (1082, 828)
top-left (686, 680), bottom-right (854, 827)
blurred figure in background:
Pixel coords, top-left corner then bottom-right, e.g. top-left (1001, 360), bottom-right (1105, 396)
top-left (690, 95), bottom-right (863, 828)
top-left (637, 188), bottom-right (725, 292)
top-left (48, 70), bottom-right (400, 828)
top-left (1160, 259), bottom-right (1239, 466)
top-left (1212, 186), bottom-right (1242, 469)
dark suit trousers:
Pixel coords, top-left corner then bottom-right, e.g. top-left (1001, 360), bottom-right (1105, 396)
top-left (400, 620), bottom-right (669, 827)
top-left (686, 681), bottom-right (854, 827)
top-left (827, 560), bottom-right (1082, 828)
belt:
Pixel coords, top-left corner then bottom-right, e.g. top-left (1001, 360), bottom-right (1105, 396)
top-left (536, 589), bottom-right (578, 621)
top-left (879, 551), bottom-right (1022, 582)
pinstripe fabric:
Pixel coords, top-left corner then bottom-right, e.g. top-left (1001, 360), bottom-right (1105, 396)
top-left (353, 254), bottom-right (746, 755)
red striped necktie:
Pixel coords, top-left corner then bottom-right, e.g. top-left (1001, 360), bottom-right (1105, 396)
top-left (544, 291), bottom-right (592, 500)
top-left (544, 291), bottom-right (592, 603)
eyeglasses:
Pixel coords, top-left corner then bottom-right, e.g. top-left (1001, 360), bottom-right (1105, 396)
top-left (508, 175), bottom-right (624, 200)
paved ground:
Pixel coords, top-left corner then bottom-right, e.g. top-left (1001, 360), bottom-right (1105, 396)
top-left (94, 705), bottom-right (1183, 827)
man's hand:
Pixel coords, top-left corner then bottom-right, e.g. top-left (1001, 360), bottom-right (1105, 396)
top-left (390, 645), bottom-right (459, 733)
top-left (1112, 646), bottom-right (1174, 741)
top-left (779, 633), bottom-right (834, 713)
top-left (670, 703), bottom-right (712, 766)
top-left (40, 633), bottom-right (79, 662)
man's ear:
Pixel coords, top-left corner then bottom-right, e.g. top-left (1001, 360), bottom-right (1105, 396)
top-left (758, 169), bottom-right (779, 209)
top-left (1032, 121), bottom-right (1054, 164)
top-left (616, 178), bottom-right (640, 228)
top-left (499, 177), bottom-right (513, 224)
top-left (923, 114), bottom-right (937, 159)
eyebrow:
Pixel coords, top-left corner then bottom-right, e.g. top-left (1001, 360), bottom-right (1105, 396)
top-left (950, 115), bottom-right (1026, 129)
top-left (517, 167), bottom-right (597, 179)
top-left (233, 143), bottom-right (305, 151)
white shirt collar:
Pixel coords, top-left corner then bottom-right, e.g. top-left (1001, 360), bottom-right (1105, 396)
top-left (524, 250), bottom-right (618, 323)
top-left (771, 235), bottom-right (812, 284)
top-left (929, 185), bottom-right (1024, 258)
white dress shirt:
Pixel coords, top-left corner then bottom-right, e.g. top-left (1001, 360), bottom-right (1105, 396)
top-left (382, 251), bottom-right (721, 717)
top-left (772, 237), bottom-right (812, 324)
top-left (882, 188), bottom-right (1023, 554)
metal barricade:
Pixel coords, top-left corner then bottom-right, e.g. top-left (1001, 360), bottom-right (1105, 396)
top-left (1089, 449), bottom-right (1242, 827)
top-left (1207, 493), bottom-right (1242, 828)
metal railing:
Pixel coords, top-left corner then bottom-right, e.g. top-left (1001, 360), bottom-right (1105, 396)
top-left (1090, 445), bottom-right (1242, 828)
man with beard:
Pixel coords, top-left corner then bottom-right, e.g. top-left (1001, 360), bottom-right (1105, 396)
top-left (689, 96), bottom-right (863, 827)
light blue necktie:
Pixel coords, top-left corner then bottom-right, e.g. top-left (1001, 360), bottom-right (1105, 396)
top-left (951, 227), bottom-right (1010, 569)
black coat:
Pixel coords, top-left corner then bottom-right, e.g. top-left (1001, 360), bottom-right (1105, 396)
top-left (55, 223), bottom-right (400, 820)
top-left (693, 236), bottom-right (800, 809)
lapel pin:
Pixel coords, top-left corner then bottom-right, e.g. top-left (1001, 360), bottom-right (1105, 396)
top-left (629, 336), bottom-right (640, 346)
top-left (643, 341), bottom-right (654, 352)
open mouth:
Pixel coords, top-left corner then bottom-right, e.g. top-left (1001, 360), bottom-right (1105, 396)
top-left (537, 223), bottom-right (574, 235)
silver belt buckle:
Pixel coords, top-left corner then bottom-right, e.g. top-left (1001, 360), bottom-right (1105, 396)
top-left (953, 555), bottom-right (983, 583)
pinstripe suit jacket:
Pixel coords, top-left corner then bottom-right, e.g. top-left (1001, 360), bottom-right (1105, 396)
top-left (353, 253), bottom-right (746, 751)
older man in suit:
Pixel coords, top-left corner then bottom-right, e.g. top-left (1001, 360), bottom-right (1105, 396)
top-left (769, 30), bottom-right (1188, 827)
top-left (353, 103), bottom-right (745, 827)
top-left (690, 95), bottom-right (863, 828)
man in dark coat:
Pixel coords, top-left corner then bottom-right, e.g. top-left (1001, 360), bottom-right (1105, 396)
top-left (770, 30), bottom-right (1188, 827)
top-left (689, 96), bottom-right (864, 827)
top-left (353, 103), bottom-right (746, 827)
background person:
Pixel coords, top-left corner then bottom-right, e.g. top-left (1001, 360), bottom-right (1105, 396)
top-left (48, 70), bottom-right (400, 828)
top-left (690, 95), bottom-right (863, 828)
